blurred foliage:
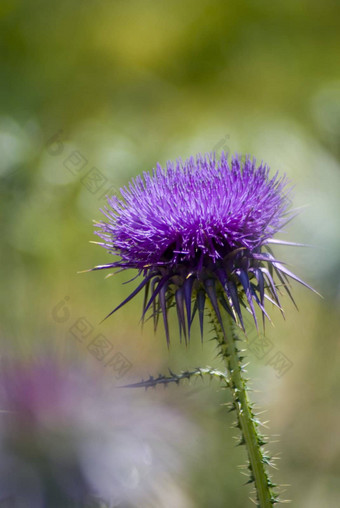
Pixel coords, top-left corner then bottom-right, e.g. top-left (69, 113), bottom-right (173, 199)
top-left (1, 1), bottom-right (340, 506)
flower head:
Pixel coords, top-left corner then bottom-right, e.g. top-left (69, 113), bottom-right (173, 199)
top-left (92, 153), bottom-right (313, 344)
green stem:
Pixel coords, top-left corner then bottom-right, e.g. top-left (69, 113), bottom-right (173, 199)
top-left (209, 308), bottom-right (277, 507)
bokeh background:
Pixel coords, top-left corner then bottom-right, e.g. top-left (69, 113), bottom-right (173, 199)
top-left (1, 1), bottom-right (340, 506)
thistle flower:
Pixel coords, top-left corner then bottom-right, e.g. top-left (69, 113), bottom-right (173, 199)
top-left (93, 153), bottom-right (312, 344)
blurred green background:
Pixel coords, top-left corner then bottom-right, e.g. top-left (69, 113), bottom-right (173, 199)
top-left (1, 1), bottom-right (340, 506)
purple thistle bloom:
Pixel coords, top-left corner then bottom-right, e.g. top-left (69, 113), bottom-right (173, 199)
top-left (92, 153), bottom-right (313, 344)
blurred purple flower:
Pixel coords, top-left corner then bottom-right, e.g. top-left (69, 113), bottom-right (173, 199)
top-left (0, 357), bottom-right (196, 507)
top-left (92, 153), bottom-right (313, 343)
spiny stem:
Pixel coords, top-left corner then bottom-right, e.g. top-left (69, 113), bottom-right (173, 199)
top-left (208, 307), bottom-right (277, 507)
top-left (119, 367), bottom-right (229, 389)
